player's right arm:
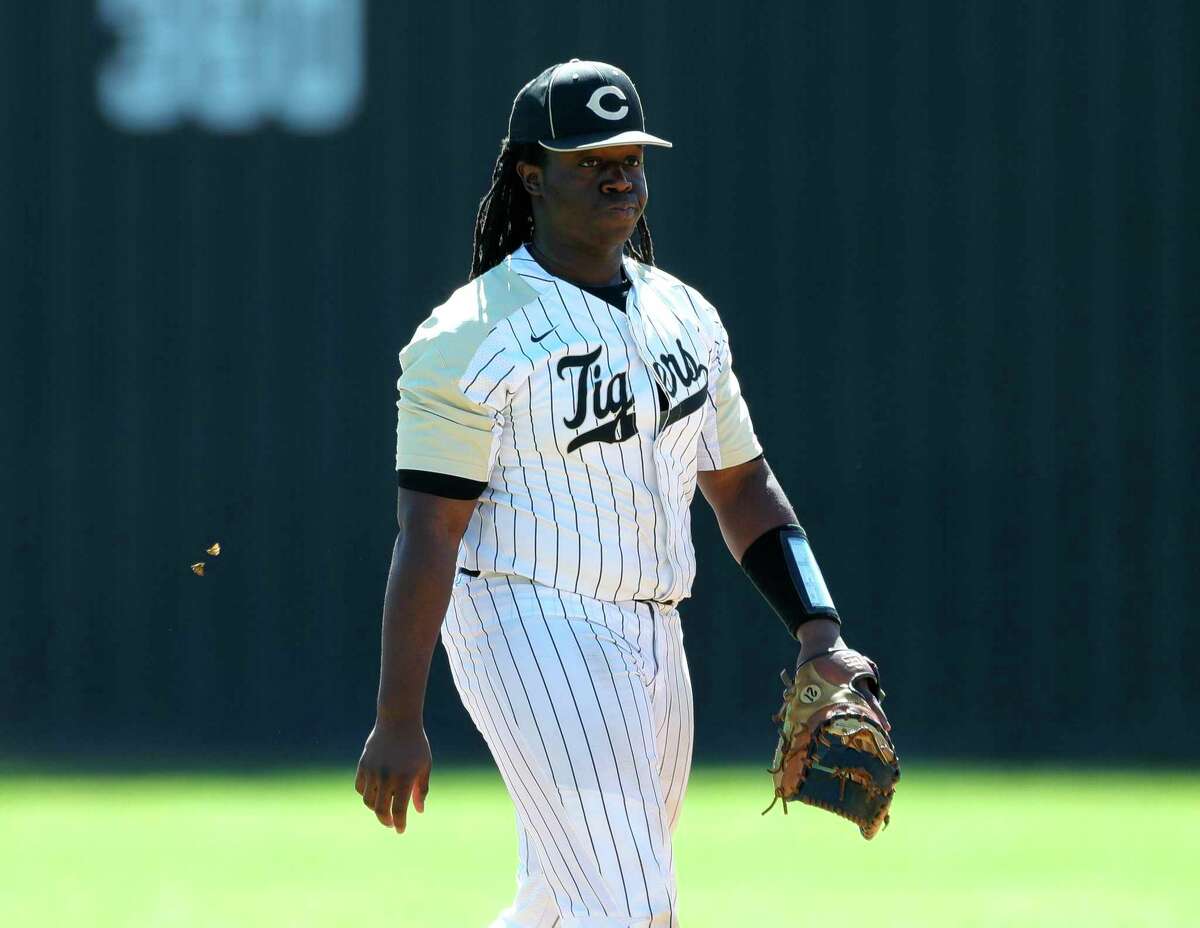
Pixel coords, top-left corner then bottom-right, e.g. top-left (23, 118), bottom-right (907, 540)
top-left (354, 489), bottom-right (474, 834)
top-left (354, 277), bottom-right (529, 834)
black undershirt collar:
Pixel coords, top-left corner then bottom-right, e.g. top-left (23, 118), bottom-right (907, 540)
top-left (526, 246), bottom-right (632, 312)
top-left (578, 275), bottom-right (632, 313)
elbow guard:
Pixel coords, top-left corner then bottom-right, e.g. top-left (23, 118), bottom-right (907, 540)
top-left (739, 523), bottom-right (840, 639)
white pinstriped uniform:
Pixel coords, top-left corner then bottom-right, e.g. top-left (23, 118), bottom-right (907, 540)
top-left (395, 245), bottom-right (762, 926)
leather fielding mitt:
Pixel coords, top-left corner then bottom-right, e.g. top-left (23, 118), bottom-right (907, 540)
top-left (764, 649), bottom-right (899, 839)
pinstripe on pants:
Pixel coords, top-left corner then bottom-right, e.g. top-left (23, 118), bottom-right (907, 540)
top-left (441, 572), bottom-right (695, 928)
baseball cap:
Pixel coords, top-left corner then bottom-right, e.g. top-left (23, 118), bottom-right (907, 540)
top-left (507, 59), bottom-right (673, 152)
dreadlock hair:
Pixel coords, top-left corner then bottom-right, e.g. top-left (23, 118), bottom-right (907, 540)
top-left (469, 138), bottom-right (656, 281)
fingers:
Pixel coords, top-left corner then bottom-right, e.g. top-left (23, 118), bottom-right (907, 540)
top-left (864, 689), bottom-right (892, 732)
top-left (360, 773), bottom-right (380, 812)
top-left (371, 767), bottom-right (425, 833)
top-left (390, 784), bottom-right (411, 833)
top-left (866, 683), bottom-right (891, 732)
top-left (384, 770), bottom-right (430, 832)
top-left (356, 761), bottom-right (377, 807)
top-left (359, 770), bottom-right (402, 829)
top-left (849, 670), bottom-right (891, 732)
top-left (355, 746), bottom-right (431, 834)
top-left (412, 769), bottom-right (430, 814)
top-left (373, 767), bottom-right (397, 827)
top-left (878, 699), bottom-right (892, 732)
top-left (357, 764), bottom-right (390, 825)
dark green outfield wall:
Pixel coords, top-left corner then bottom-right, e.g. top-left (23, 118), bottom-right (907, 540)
top-left (2, 1), bottom-right (1196, 762)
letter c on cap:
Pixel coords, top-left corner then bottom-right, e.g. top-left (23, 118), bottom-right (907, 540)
top-left (585, 86), bottom-right (629, 121)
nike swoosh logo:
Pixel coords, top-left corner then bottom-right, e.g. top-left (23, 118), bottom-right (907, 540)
top-left (531, 326), bottom-right (557, 343)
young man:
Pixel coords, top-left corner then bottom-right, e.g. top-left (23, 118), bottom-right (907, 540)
top-left (355, 60), bottom-right (880, 927)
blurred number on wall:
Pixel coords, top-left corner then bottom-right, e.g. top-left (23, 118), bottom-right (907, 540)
top-left (96, 0), bottom-right (365, 134)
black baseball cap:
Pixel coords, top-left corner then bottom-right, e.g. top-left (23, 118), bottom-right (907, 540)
top-left (508, 59), bottom-right (673, 152)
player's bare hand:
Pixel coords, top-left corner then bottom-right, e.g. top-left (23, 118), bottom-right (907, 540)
top-left (794, 624), bottom-right (891, 732)
top-left (354, 720), bottom-right (431, 834)
top-left (825, 648), bottom-right (892, 729)
top-left (794, 617), bottom-right (845, 664)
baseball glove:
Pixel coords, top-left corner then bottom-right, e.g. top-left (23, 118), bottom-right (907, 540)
top-left (764, 649), bottom-right (899, 839)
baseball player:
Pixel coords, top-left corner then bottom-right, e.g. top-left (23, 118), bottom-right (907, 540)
top-left (355, 60), bottom-right (887, 927)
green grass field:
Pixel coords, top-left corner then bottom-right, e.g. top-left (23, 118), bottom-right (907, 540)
top-left (1, 764), bottom-right (1197, 927)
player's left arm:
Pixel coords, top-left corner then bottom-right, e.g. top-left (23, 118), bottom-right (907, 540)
top-left (697, 456), bottom-right (843, 660)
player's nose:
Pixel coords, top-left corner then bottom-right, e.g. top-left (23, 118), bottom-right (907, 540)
top-left (600, 165), bottom-right (634, 193)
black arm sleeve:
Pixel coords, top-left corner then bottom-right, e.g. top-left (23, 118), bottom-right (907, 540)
top-left (739, 523), bottom-right (841, 639)
top-left (396, 469), bottom-right (488, 500)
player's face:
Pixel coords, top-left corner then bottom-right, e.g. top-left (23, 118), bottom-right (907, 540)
top-left (524, 144), bottom-right (648, 250)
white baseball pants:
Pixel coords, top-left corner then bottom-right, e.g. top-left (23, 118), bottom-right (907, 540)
top-left (442, 573), bottom-right (695, 928)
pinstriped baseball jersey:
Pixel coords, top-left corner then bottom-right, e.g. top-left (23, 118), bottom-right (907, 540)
top-left (395, 244), bottom-right (762, 605)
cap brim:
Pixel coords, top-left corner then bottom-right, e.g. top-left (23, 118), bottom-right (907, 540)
top-left (539, 129), bottom-right (673, 152)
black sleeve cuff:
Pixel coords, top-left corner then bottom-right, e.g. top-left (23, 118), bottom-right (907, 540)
top-left (740, 523), bottom-right (841, 638)
top-left (396, 469), bottom-right (488, 500)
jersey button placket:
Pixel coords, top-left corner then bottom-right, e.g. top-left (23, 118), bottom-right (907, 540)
top-left (628, 291), bottom-right (681, 599)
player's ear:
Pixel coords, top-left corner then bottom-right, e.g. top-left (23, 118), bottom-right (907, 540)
top-left (515, 161), bottom-right (543, 198)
